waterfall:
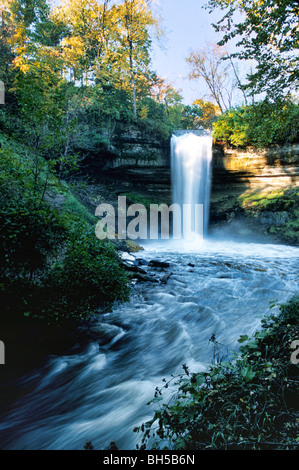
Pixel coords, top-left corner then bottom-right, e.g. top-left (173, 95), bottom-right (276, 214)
top-left (170, 131), bottom-right (213, 239)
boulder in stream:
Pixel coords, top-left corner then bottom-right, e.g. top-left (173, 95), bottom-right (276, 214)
top-left (148, 260), bottom-right (170, 268)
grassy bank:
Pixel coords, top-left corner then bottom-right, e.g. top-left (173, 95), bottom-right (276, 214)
top-left (239, 188), bottom-right (299, 245)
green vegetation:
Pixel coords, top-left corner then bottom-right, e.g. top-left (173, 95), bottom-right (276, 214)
top-left (120, 192), bottom-right (162, 209)
top-left (135, 295), bottom-right (299, 450)
top-left (205, 1), bottom-right (299, 148)
top-left (240, 188), bottom-right (299, 245)
top-left (207, 0), bottom-right (298, 101)
top-left (0, 131), bottom-right (129, 326)
top-left (212, 100), bottom-right (299, 148)
top-left (38, 224), bottom-right (129, 323)
top-left (0, 0), bottom-right (217, 177)
top-left (62, 192), bottom-right (97, 225)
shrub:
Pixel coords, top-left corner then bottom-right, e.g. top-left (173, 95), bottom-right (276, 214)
top-left (0, 143), bottom-right (68, 279)
top-left (212, 106), bottom-right (250, 147)
top-left (212, 100), bottom-right (299, 148)
top-left (0, 133), bottom-right (130, 325)
top-left (38, 222), bottom-right (130, 323)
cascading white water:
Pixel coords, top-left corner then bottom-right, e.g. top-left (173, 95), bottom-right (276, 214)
top-left (171, 132), bottom-right (213, 239)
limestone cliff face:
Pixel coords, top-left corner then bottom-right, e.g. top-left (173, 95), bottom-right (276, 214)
top-left (210, 144), bottom-right (299, 244)
top-left (89, 139), bottom-right (299, 245)
top-left (212, 144), bottom-right (299, 190)
top-left (108, 128), bottom-right (169, 168)
top-left (86, 125), bottom-right (170, 170)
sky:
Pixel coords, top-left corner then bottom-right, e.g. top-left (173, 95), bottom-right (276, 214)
top-left (150, 0), bottom-right (227, 105)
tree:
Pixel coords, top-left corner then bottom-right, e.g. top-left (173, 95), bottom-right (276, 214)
top-left (161, 83), bottom-right (184, 129)
top-left (0, 7), bottom-right (14, 87)
top-left (56, 0), bottom-right (114, 84)
top-left (206, 0), bottom-right (299, 100)
top-left (180, 104), bottom-right (203, 130)
top-left (186, 43), bottom-right (239, 113)
top-left (212, 100), bottom-right (299, 147)
top-left (0, 0), bottom-right (84, 187)
top-left (115, 0), bottom-right (158, 119)
top-left (193, 99), bottom-right (221, 128)
top-left (55, 0), bottom-right (160, 120)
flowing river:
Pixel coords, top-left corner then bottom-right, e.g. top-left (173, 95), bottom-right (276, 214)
top-left (0, 132), bottom-right (298, 449)
top-left (0, 238), bottom-right (298, 450)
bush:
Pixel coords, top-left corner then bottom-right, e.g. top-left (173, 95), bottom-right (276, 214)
top-left (0, 142), bottom-right (68, 279)
top-left (212, 100), bottom-right (299, 148)
top-left (0, 133), bottom-right (130, 325)
top-left (212, 106), bottom-right (250, 147)
top-left (38, 223), bottom-right (130, 323)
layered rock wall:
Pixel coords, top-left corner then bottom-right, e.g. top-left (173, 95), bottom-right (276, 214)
top-left (90, 138), bottom-right (299, 245)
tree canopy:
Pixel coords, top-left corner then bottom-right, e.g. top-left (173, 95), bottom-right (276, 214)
top-left (186, 43), bottom-right (240, 112)
top-left (206, 0), bottom-right (299, 100)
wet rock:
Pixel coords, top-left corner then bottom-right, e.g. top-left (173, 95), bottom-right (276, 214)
top-left (160, 273), bottom-right (173, 284)
top-left (125, 240), bottom-right (145, 253)
top-left (120, 252), bottom-right (138, 267)
top-left (121, 263), bottom-right (147, 275)
top-left (134, 273), bottom-right (159, 283)
top-left (121, 252), bottom-right (136, 262)
top-left (114, 239), bottom-right (144, 253)
top-left (136, 258), bottom-right (149, 266)
top-left (148, 260), bottom-right (170, 268)
top-left (260, 211), bottom-right (290, 226)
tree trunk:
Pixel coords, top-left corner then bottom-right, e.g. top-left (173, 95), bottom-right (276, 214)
top-left (129, 41), bottom-right (137, 119)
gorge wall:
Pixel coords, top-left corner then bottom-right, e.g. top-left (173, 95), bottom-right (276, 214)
top-left (87, 132), bottom-right (299, 246)
top-left (210, 144), bottom-right (299, 244)
top-left (87, 126), bottom-right (170, 170)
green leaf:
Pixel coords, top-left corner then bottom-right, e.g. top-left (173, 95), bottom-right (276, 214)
top-left (240, 366), bottom-right (256, 382)
top-left (254, 331), bottom-right (267, 340)
top-left (238, 335), bottom-right (249, 343)
top-left (151, 396), bottom-right (163, 403)
top-left (194, 373), bottom-right (206, 386)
